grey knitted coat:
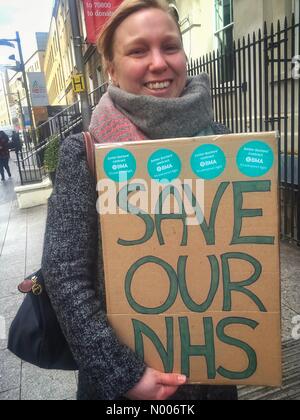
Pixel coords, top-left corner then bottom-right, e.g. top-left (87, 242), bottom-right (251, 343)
top-left (42, 123), bottom-right (237, 401)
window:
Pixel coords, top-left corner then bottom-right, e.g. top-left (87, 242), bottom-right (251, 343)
top-left (215, 0), bottom-right (233, 52)
top-left (215, 0), bottom-right (234, 82)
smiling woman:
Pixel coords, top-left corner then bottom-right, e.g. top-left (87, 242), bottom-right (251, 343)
top-left (41, 0), bottom-right (236, 401)
top-left (106, 8), bottom-right (187, 98)
top-left (98, 0), bottom-right (186, 98)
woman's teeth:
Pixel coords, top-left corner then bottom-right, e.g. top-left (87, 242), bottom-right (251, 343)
top-left (146, 81), bottom-right (171, 90)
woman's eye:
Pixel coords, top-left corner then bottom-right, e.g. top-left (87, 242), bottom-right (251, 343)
top-left (129, 49), bottom-right (147, 56)
top-left (164, 45), bottom-right (180, 52)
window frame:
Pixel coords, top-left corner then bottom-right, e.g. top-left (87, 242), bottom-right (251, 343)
top-left (214, 0), bottom-right (234, 83)
top-left (214, 0), bottom-right (234, 50)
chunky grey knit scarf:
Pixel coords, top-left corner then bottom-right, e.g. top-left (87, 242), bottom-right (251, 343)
top-left (89, 74), bottom-right (213, 142)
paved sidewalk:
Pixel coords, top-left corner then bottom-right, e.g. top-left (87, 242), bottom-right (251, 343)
top-left (0, 160), bottom-right (77, 400)
top-left (0, 158), bottom-right (299, 400)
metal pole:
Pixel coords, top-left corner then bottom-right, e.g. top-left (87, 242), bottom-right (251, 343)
top-left (17, 91), bottom-right (27, 143)
top-left (15, 149), bottom-right (24, 186)
top-left (68, 0), bottom-right (91, 130)
top-left (15, 31), bottom-right (36, 144)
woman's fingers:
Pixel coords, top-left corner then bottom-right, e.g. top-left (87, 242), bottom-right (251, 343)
top-left (125, 369), bottom-right (186, 400)
top-left (157, 372), bottom-right (187, 387)
top-left (155, 373), bottom-right (186, 400)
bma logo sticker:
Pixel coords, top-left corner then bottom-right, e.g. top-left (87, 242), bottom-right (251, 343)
top-left (190, 144), bottom-right (226, 180)
top-left (104, 148), bottom-right (137, 182)
top-left (148, 149), bottom-right (182, 183)
top-left (237, 141), bottom-right (274, 177)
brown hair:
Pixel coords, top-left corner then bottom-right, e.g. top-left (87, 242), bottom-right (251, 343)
top-left (97, 0), bottom-right (181, 68)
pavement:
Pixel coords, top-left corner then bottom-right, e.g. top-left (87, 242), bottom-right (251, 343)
top-left (0, 158), bottom-right (77, 400)
top-left (0, 157), bottom-right (299, 400)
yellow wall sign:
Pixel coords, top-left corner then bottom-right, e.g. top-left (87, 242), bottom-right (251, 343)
top-left (72, 74), bottom-right (85, 93)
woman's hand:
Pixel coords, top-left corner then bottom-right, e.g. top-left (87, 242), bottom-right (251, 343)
top-left (125, 367), bottom-right (187, 400)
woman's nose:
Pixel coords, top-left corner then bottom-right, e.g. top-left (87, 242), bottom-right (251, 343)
top-left (149, 50), bottom-right (168, 72)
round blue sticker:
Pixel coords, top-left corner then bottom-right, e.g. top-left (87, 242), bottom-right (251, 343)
top-left (191, 144), bottom-right (226, 180)
top-left (148, 149), bottom-right (181, 183)
top-left (237, 141), bottom-right (274, 177)
top-left (104, 148), bottom-right (136, 182)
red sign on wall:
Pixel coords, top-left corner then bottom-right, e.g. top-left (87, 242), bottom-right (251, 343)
top-left (82, 0), bottom-right (123, 44)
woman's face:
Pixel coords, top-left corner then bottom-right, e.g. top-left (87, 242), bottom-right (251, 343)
top-left (108, 8), bottom-right (187, 98)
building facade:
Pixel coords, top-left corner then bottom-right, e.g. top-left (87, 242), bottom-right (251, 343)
top-left (77, 0), bottom-right (105, 106)
top-left (43, 0), bottom-right (299, 151)
top-left (44, 0), bottom-right (77, 107)
top-left (0, 69), bottom-right (12, 127)
top-left (173, 0), bottom-right (296, 61)
top-left (234, 0), bottom-right (295, 40)
top-left (8, 33), bottom-right (49, 129)
top-left (0, 95), bottom-right (10, 127)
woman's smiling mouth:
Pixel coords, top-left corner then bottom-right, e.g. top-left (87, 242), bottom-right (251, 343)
top-left (145, 80), bottom-right (172, 90)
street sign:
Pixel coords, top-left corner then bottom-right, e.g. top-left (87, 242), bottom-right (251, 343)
top-left (72, 74), bottom-right (85, 93)
top-left (28, 73), bottom-right (49, 106)
top-left (3, 64), bottom-right (23, 72)
top-left (0, 39), bottom-right (15, 48)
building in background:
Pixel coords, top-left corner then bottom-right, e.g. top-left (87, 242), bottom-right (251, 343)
top-left (14, 0), bottom-right (296, 131)
top-left (0, 69), bottom-right (12, 127)
top-left (26, 33), bottom-right (48, 74)
top-left (233, 0), bottom-right (295, 40)
top-left (171, 0), bottom-right (295, 61)
top-left (8, 32), bottom-right (49, 130)
top-left (78, 0), bottom-right (104, 102)
top-left (0, 94), bottom-right (11, 127)
top-left (44, 0), bottom-right (78, 107)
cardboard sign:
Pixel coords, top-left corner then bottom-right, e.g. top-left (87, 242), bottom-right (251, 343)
top-left (95, 132), bottom-right (282, 386)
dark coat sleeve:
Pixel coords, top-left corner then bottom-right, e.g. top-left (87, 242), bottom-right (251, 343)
top-left (211, 122), bottom-right (232, 134)
top-left (42, 134), bottom-right (146, 400)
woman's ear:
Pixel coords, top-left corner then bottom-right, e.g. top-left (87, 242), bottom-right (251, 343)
top-left (107, 62), bottom-right (119, 86)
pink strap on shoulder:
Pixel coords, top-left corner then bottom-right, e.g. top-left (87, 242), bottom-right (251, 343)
top-left (83, 132), bottom-right (95, 177)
